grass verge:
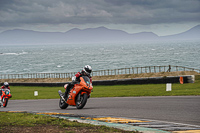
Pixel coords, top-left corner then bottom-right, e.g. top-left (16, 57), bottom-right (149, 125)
top-left (0, 112), bottom-right (137, 133)
top-left (9, 75), bottom-right (200, 100)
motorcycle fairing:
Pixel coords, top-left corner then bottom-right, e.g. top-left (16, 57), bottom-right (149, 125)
top-left (66, 77), bottom-right (93, 106)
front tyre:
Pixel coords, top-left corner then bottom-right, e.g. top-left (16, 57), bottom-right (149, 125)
top-left (76, 93), bottom-right (88, 109)
top-left (59, 97), bottom-right (68, 109)
top-left (3, 97), bottom-right (8, 107)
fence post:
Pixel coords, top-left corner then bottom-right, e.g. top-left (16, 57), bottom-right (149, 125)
top-left (167, 65), bottom-right (171, 72)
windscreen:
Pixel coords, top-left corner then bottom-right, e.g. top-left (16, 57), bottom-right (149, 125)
top-left (82, 76), bottom-right (90, 84)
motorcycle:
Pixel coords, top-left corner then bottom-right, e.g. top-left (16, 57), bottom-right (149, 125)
top-left (58, 76), bottom-right (93, 109)
top-left (0, 88), bottom-right (12, 107)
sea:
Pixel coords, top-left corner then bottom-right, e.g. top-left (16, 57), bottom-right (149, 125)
top-left (0, 40), bottom-right (200, 75)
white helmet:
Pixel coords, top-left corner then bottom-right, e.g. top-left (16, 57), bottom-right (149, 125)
top-left (83, 65), bottom-right (92, 76)
top-left (4, 82), bottom-right (9, 87)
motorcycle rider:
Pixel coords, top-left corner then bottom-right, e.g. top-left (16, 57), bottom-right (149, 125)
top-left (0, 82), bottom-right (12, 100)
top-left (63, 65), bottom-right (92, 100)
top-left (1, 82), bottom-right (10, 90)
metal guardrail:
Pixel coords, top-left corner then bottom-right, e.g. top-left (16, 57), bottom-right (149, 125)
top-left (0, 65), bottom-right (199, 79)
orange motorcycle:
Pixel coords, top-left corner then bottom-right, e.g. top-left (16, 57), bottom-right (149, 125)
top-left (0, 88), bottom-right (12, 107)
top-left (58, 76), bottom-right (93, 109)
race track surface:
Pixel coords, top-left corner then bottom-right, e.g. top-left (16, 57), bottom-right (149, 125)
top-left (1, 96), bottom-right (200, 126)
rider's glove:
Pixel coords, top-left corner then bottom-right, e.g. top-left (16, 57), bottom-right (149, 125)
top-left (72, 76), bottom-right (76, 82)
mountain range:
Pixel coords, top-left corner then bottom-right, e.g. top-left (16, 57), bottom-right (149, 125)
top-left (0, 25), bottom-right (199, 45)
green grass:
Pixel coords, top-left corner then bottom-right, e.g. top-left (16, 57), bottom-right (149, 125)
top-left (10, 86), bottom-right (63, 100)
top-left (10, 75), bottom-right (200, 100)
top-left (0, 112), bottom-right (136, 133)
top-left (93, 83), bottom-right (200, 97)
top-left (94, 75), bottom-right (200, 97)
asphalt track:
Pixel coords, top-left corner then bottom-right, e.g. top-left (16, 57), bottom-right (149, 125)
top-left (1, 96), bottom-right (200, 126)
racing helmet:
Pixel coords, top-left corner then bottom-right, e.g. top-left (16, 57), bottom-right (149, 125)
top-left (83, 65), bottom-right (92, 76)
top-left (4, 82), bottom-right (9, 87)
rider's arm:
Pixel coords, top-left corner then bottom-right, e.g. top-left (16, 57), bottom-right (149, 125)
top-left (74, 72), bottom-right (82, 81)
top-left (72, 76), bottom-right (76, 82)
top-left (71, 72), bottom-right (82, 84)
top-left (75, 72), bottom-right (81, 79)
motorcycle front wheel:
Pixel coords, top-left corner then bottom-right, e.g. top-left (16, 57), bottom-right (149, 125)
top-left (3, 97), bottom-right (8, 107)
top-left (76, 93), bottom-right (88, 109)
top-left (59, 97), bottom-right (68, 109)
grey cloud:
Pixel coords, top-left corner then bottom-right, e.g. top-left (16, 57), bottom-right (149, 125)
top-left (0, 0), bottom-right (199, 28)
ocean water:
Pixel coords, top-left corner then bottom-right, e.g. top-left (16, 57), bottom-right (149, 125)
top-left (0, 40), bottom-right (200, 74)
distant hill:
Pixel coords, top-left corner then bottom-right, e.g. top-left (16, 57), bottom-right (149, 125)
top-left (161, 25), bottom-right (200, 40)
top-left (0, 25), bottom-right (199, 45)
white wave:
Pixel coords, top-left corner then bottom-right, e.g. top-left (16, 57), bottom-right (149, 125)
top-left (57, 65), bottom-right (62, 68)
top-left (57, 65), bottom-right (64, 68)
top-left (31, 63), bottom-right (55, 66)
top-left (0, 53), bottom-right (17, 55)
top-left (0, 51), bottom-right (28, 55)
top-left (19, 52), bottom-right (28, 55)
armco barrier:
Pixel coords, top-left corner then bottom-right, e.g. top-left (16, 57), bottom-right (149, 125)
top-left (8, 75), bottom-right (194, 87)
top-left (92, 75), bottom-right (193, 85)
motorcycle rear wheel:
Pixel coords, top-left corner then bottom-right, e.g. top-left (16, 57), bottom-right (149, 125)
top-left (76, 93), bottom-right (88, 109)
top-left (59, 97), bottom-right (68, 109)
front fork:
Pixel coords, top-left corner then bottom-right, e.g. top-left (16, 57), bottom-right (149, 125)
top-left (58, 90), bottom-right (67, 103)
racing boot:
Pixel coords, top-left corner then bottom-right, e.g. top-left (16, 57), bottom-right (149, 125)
top-left (63, 83), bottom-right (73, 101)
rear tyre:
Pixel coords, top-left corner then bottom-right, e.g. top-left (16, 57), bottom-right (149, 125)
top-left (76, 93), bottom-right (88, 109)
top-left (3, 97), bottom-right (8, 107)
top-left (59, 97), bottom-right (68, 109)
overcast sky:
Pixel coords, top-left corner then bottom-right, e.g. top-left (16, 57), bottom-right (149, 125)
top-left (0, 0), bottom-right (200, 36)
